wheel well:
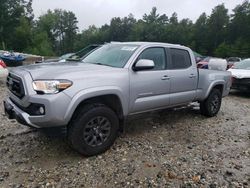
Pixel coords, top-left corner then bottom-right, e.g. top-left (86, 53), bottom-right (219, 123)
top-left (73, 94), bottom-right (124, 120)
top-left (213, 84), bottom-right (223, 93)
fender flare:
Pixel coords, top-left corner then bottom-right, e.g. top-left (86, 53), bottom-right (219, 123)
top-left (63, 86), bottom-right (128, 124)
top-left (204, 80), bottom-right (225, 99)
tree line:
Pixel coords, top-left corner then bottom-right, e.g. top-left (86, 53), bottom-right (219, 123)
top-left (1, 0), bottom-right (250, 58)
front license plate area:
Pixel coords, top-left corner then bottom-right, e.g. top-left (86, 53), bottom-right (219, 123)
top-left (3, 101), bottom-right (14, 119)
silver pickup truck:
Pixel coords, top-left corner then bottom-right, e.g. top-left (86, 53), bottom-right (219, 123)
top-left (4, 42), bottom-right (232, 156)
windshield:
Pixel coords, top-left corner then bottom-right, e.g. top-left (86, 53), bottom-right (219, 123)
top-left (233, 59), bottom-right (250, 69)
top-left (82, 44), bottom-right (139, 68)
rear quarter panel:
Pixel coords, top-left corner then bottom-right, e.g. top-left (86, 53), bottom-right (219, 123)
top-left (196, 69), bottom-right (232, 101)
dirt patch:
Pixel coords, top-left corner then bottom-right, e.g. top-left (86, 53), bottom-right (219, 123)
top-left (0, 84), bottom-right (249, 187)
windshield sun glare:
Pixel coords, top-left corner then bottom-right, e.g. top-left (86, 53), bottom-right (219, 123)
top-left (82, 44), bottom-right (139, 68)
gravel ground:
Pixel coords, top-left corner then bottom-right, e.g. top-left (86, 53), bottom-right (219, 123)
top-left (0, 82), bottom-right (249, 188)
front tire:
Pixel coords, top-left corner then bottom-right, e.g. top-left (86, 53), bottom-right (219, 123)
top-left (68, 104), bottom-right (119, 156)
top-left (200, 88), bottom-right (222, 117)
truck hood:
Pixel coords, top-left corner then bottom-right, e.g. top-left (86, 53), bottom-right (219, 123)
top-left (228, 68), bottom-right (250, 79)
top-left (17, 62), bottom-right (121, 80)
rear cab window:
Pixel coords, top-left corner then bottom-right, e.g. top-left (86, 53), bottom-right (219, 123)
top-left (169, 48), bottom-right (192, 69)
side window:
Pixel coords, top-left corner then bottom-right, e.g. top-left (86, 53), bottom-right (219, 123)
top-left (170, 48), bottom-right (192, 69)
top-left (137, 48), bottom-right (166, 70)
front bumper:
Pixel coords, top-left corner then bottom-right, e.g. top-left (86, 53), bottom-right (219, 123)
top-left (4, 98), bottom-right (39, 128)
top-left (4, 93), bottom-right (72, 128)
top-left (231, 78), bottom-right (250, 91)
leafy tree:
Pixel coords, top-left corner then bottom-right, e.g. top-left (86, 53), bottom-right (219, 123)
top-left (131, 7), bottom-right (168, 41)
top-left (214, 43), bottom-right (232, 57)
top-left (53, 9), bottom-right (78, 54)
top-left (109, 14), bottom-right (136, 41)
top-left (207, 4), bottom-right (229, 54)
top-left (36, 9), bottom-right (78, 55)
top-left (229, 1), bottom-right (250, 43)
top-left (231, 38), bottom-right (250, 58)
top-left (169, 12), bottom-right (178, 25)
top-left (79, 25), bottom-right (101, 46)
top-left (28, 31), bottom-right (54, 56)
top-left (36, 10), bottom-right (58, 50)
top-left (14, 17), bottom-right (32, 52)
top-left (1, 0), bottom-right (250, 58)
top-left (193, 13), bottom-right (209, 54)
top-left (0, 0), bottom-right (33, 49)
top-left (162, 13), bottom-right (182, 44)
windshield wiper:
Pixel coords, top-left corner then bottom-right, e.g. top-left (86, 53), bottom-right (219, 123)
top-left (92, 63), bottom-right (113, 67)
top-left (67, 58), bottom-right (80, 62)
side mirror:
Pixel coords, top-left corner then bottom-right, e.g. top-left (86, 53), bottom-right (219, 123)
top-left (133, 59), bottom-right (155, 71)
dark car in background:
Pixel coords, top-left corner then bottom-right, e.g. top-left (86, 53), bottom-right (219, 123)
top-left (193, 51), bottom-right (205, 63)
top-left (197, 57), bottom-right (212, 69)
top-left (59, 44), bottom-right (100, 62)
top-left (227, 57), bottom-right (241, 69)
top-left (42, 53), bottom-right (74, 63)
top-left (36, 44), bottom-right (100, 63)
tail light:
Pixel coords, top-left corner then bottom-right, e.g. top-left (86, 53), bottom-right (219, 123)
top-left (0, 59), bottom-right (7, 68)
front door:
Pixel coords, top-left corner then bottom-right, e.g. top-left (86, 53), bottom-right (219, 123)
top-left (129, 47), bottom-right (171, 113)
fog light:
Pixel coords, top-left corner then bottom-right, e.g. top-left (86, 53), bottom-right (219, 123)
top-left (39, 106), bottom-right (45, 115)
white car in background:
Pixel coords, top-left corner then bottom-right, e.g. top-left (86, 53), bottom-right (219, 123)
top-left (228, 58), bottom-right (250, 91)
top-left (0, 59), bottom-right (8, 80)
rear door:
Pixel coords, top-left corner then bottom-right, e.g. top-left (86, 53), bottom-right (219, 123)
top-left (167, 48), bottom-right (198, 105)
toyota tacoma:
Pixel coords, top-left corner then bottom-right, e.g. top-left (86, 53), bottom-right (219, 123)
top-left (4, 42), bottom-right (232, 156)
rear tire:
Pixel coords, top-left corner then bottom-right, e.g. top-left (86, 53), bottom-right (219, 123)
top-left (68, 104), bottom-right (119, 156)
top-left (200, 88), bottom-right (222, 117)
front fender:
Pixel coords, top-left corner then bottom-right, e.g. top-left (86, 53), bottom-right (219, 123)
top-left (63, 86), bottom-right (128, 123)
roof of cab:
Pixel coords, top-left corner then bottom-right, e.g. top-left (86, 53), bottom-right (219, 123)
top-left (110, 41), bottom-right (188, 50)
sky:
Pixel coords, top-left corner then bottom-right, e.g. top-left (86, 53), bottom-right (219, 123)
top-left (32, 0), bottom-right (245, 31)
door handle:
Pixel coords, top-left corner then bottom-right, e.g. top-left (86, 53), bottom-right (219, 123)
top-left (189, 74), bottom-right (196, 78)
top-left (161, 75), bottom-right (170, 80)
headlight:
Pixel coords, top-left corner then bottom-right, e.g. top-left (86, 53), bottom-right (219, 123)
top-left (32, 80), bottom-right (72, 94)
